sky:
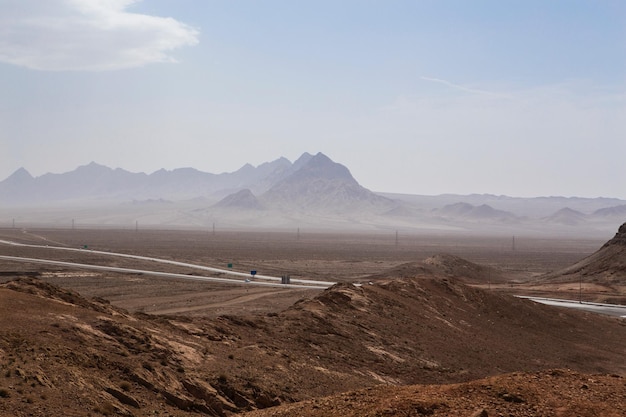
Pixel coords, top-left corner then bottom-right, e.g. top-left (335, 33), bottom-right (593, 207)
top-left (1, 0), bottom-right (625, 198)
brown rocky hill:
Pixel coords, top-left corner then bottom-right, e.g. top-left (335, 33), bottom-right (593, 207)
top-left (241, 369), bottom-right (626, 417)
top-left (361, 255), bottom-right (509, 285)
top-left (1, 266), bottom-right (625, 416)
top-left (268, 275), bottom-right (625, 389)
top-left (422, 253), bottom-right (509, 284)
top-left (541, 222), bottom-right (626, 285)
top-left (0, 278), bottom-right (252, 417)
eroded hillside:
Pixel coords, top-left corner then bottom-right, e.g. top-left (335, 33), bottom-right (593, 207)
top-left (242, 369), bottom-right (626, 417)
top-left (0, 270), bottom-right (624, 416)
top-left (531, 222), bottom-right (626, 303)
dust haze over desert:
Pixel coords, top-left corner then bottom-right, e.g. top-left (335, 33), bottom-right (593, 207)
top-left (1, 2), bottom-right (626, 417)
top-left (0, 151), bottom-right (625, 240)
top-left (1, 157), bottom-right (625, 417)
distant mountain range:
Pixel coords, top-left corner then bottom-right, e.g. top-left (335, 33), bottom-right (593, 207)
top-left (1, 152), bottom-right (625, 236)
top-left (0, 154), bottom-right (302, 203)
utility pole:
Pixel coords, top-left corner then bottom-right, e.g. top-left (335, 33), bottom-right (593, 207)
top-left (579, 275), bottom-right (583, 303)
top-left (395, 230), bottom-right (399, 247)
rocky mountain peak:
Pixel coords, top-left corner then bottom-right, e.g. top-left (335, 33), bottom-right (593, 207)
top-left (295, 152), bottom-right (355, 182)
top-left (5, 167), bottom-right (33, 183)
top-left (260, 151), bottom-right (393, 214)
top-left (75, 161), bottom-right (112, 173)
top-left (604, 222), bottom-right (626, 247)
top-left (292, 152), bottom-right (314, 170)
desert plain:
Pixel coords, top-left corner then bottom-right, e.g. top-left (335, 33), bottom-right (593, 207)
top-left (0, 226), bottom-right (624, 416)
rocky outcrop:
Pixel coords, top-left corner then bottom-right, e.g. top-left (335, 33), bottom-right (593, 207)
top-left (541, 222), bottom-right (626, 287)
top-left (602, 222), bottom-right (626, 248)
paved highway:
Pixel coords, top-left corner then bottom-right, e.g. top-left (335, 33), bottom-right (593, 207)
top-left (517, 296), bottom-right (626, 318)
top-left (0, 238), bottom-right (335, 289)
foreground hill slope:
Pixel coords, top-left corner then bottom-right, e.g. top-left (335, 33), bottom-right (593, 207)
top-left (0, 278), bottom-right (252, 417)
top-left (1, 264), bottom-right (625, 416)
top-left (266, 274), bottom-right (625, 391)
top-left (242, 369), bottom-right (626, 417)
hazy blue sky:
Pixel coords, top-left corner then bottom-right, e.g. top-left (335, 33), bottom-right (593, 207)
top-left (1, 0), bottom-right (625, 198)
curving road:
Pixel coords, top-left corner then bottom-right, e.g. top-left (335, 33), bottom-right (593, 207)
top-left (0, 238), bottom-right (334, 289)
top-left (516, 296), bottom-right (626, 318)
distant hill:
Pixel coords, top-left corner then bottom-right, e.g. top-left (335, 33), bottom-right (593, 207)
top-left (213, 189), bottom-right (264, 210)
top-left (422, 253), bottom-right (509, 283)
top-left (436, 202), bottom-right (518, 222)
top-left (544, 207), bottom-right (587, 225)
top-left (0, 167), bottom-right (35, 202)
top-left (384, 192), bottom-right (626, 218)
top-left (362, 254), bottom-right (509, 284)
top-left (593, 204), bottom-right (626, 219)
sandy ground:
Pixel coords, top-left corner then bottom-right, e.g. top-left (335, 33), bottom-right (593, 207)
top-left (0, 227), bottom-right (611, 316)
top-left (0, 227), bottom-right (624, 417)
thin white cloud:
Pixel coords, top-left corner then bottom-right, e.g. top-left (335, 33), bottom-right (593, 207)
top-left (0, 0), bottom-right (199, 71)
top-left (420, 76), bottom-right (511, 99)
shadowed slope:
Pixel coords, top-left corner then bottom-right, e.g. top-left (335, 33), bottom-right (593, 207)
top-left (241, 369), bottom-right (626, 417)
top-left (541, 222), bottom-right (626, 284)
top-left (0, 263), bottom-right (624, 416)
top-left (261, 152), bottom-right (395, 213)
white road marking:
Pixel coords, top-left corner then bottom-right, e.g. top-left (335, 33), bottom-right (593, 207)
top-left (0, 238), bottom-right (334, 289)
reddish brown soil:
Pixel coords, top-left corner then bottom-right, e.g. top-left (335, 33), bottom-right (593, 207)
top-left (0, 227), bottom-right (624, 416)
top-left (0, 227), bottom-right (617, 314)
top-left (242, 370), bottom-right (626, 417)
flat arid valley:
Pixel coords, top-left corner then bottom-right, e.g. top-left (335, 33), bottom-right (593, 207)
top-left (1, 154), bottom-right (626, 417)
top-left (0, 224), bottom-right (625, 416)
top-left (3, 2), bottom-right (625, 416)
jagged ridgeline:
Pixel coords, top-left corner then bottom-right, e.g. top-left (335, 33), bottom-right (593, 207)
top-left (1, 153), bottom-right (625, 234)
